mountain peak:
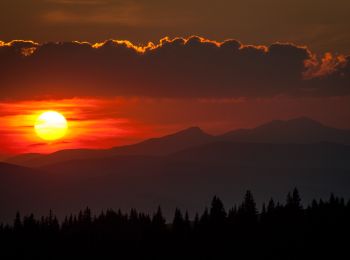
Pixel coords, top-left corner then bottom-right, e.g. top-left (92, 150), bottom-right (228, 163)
top-left (175, 126), bottom-right (207, 135)
top-left (154, 126), bottom-right (212, 141)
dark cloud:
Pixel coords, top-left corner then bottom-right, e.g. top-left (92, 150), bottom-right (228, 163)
top-left (0, 36), bottom-right (349, 100)
top-left (28, 140), bottom-right (71, 147)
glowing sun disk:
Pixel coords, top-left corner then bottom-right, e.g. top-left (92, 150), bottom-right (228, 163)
top-left (34, 111), bottom-right (68, 141)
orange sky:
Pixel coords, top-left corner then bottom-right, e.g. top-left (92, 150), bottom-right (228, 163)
top-left (1, 96), bottom-right (350, 158)
top-left (0, 98), bottom-right (149, 155)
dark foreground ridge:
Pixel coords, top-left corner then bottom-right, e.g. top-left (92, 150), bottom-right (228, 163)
top-left (1, 189), bottom-right (349, 259)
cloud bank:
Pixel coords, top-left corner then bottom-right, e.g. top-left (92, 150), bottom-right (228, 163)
top-left (0, 36), bottom-right (349, 100)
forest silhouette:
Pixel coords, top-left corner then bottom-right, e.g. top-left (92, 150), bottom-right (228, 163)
top-left (1, 189), bottom-right (349, 259)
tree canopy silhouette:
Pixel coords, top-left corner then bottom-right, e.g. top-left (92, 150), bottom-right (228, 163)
top-left (0, 188), bottom-right (349, 259)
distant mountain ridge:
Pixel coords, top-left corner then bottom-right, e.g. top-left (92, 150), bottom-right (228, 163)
top-left (1, 117), bottom-right (350, 223)
top-left (5, 126), bottom-right (214, 167)
top-left (4, 117), bottom-right (350, 167)
top-left (220, 117), bottom-right (350, 144)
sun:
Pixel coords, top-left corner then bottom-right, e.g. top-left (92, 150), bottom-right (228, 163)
top-left (34, 111), bottom-right (68, 141)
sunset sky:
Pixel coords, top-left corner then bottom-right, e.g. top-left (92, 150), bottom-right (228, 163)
top-left (1, 0), bottom-right (350, 54)
top-left (0, 0), bottom-right (349, 158)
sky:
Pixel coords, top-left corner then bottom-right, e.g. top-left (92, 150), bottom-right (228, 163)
top-left (1, 0), bottom-right (350, 54)
top-left (0, 0), bottom-right (349, 157)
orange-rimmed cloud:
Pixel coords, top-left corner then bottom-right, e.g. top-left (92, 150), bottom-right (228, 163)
top-left (1, 36), bottom-right (348, 100)
top-left (304, 52), bottom-right (347, 79)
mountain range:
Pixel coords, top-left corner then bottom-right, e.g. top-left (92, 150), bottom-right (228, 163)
top-left (1, 117), bottom-right (350, 223)
top-left (5, 117), bottom-right (350, 167)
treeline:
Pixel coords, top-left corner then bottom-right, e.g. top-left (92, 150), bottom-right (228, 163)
top-left (0, 189), bottom-right (349, 259)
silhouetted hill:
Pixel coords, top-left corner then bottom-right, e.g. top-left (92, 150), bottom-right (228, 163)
top-left (110, 126), bottom-right (213, 155)
top-left (41, 155), bottom-right (161, 180)
top-left (5, 126), bottom-right (213, 167)
top-left (0, 162), bottom-right (52, 220)
top-left (171, 141), bottom-right (350, 168)
top-left (0, 162), bottom-right (41, 177)
top-left (1, 141), bottom-right (350, 223)
top-left (3, 153), bottom-right (43, 166)
top-left (219, 117), bottom-right (350, 144)
top-left (1, 118), bottom-right (350, 223)
top-left (6, 118), bottom-right (350, 168)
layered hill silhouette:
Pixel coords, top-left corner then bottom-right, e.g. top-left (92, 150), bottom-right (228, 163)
top-left (6, 126), bottom-right (214, 167)
top-left (219, 117), bottom-right (350, 144)
top-left (1, 117), bottom-right (350, 223)
top-left (5, 117), bottom-right (350, 167)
